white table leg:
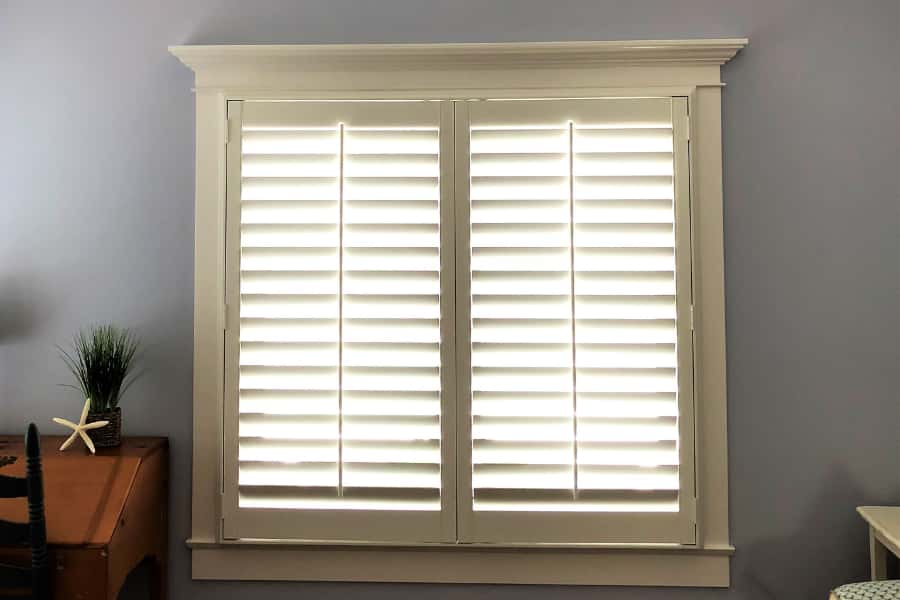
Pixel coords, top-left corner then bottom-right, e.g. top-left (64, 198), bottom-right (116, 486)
top-left (871, 525), bottom-right (889, 580)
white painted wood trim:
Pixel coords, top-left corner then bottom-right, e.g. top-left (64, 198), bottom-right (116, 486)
top-left (191, 89), bottom-right (227, 546)
top-left (169, 40), bottom-right (746, 92)
top-left (169, 39), bottom-right (746, 71)
top-left (672, 96), bottom-right (698, 537)
top-left (453, 101), bottom-right (474, 544)
top-left (691, 86), bottom-right (731, 549)
top-left (177, 38), bottom-right (743, 585)
top-left (221, 100), bottom-right (242, 536)
top-left (190, 543), bottom-right (732, 586)
top-left (437, 101), bottom-right (459, 543)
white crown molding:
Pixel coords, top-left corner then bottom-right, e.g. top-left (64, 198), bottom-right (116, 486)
top-left (169, 40), bottom-right (746, 93)
top-left (171, 39), bottom-right (746, 71)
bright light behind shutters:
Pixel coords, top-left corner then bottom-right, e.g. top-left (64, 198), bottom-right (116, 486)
top-left (460, 98), bottom-right (694, 543)
top-left (225, 102), bottom-right (453, 541)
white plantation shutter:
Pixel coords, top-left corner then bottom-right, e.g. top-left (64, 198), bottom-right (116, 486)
top-left (456, 98), bottom-right (695, 544)
top-left (221, 96), bottom-right (695, 545)
top-left (223, 101), bottom-right (456, 542)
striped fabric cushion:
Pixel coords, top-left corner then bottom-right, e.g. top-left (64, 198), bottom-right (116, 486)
top-left (832, 581), bottom-right (900, 599)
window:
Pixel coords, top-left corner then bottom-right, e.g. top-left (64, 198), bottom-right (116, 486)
top-left (173, 39), bottom-right (742, 586)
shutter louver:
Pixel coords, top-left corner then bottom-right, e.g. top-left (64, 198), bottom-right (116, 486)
top-left (468, 121), bottom-right (577, 509)
top-left (461, 98), bottom-right (694, 543)
top-left (340, 124), bottom-right (442, 509)
top-left (225, 101), bottom-right (453, 542)
top-left (573, 114), bottom-right (679, 512)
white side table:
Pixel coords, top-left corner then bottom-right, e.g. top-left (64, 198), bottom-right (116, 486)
top-left (858, 506), bottom-right (900, 580)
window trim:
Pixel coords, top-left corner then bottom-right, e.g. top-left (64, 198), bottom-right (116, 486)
top-left (171, 38), bottom-right (745, 586)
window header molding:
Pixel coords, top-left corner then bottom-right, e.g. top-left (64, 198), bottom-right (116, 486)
top-left (169, 39), bottom-right (747, 92)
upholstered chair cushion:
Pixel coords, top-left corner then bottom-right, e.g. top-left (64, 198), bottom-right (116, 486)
top-left (832, 581), bottom-right (900, 599)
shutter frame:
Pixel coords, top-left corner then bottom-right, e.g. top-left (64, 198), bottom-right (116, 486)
top-left (222, 100), bottom-right (456, 543)
top-left (458, 98), bottom-right (696, 544)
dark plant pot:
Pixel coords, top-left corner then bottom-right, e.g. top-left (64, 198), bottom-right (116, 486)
top-left (86, 407), bottom-right (121, 448)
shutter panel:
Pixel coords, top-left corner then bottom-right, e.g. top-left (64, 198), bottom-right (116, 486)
top-left (223, 101), bottom-right (455, 542)
top-left (458, 98), bottom-right (695, 544)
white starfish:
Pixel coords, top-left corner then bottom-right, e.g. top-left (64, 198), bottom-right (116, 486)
top-left (52, 398), bottom-right (109, 454)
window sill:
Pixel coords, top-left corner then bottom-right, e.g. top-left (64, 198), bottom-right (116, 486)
top-left (187, 538), bottom-right (734, 586)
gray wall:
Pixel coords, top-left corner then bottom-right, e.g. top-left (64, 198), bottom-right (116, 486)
top-left (2, 1), bottom-right (899, 598)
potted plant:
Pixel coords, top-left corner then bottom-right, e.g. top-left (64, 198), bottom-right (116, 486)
top-left (59, 325), bottom-right (140, 448)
